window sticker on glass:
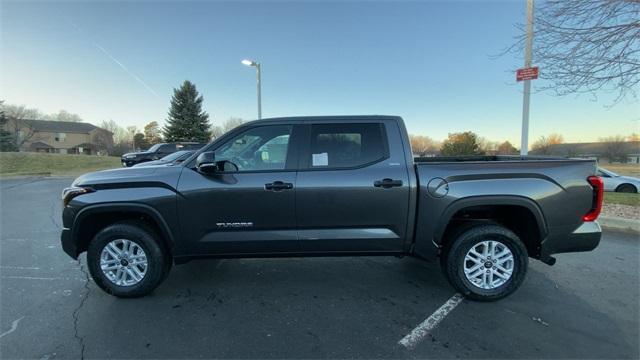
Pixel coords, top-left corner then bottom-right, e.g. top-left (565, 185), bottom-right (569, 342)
top-left (312, 152), bottom-right (329, 166)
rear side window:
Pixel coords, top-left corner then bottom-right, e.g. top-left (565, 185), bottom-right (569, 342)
top-left (158, 144), bottom-right (175, 153)
top-left (308, 123), bottom-right (387, 169)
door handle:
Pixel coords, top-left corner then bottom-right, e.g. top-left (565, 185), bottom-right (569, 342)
top-left (265, 181), bottom-right (294, 191)
top-left (374, 178), bottom-right (403, 188)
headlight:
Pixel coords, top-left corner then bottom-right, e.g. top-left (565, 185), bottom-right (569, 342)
top-left (124, 155), bottom-right (136, 159)
top-left (62, 187), bottom-right (94, 207)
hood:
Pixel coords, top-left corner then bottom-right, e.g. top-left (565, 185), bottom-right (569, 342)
top-left (122, 150), bottom-right (152, 157)
top-left (133, 159), bottom-right (170, 167)
top-left (618, 175), bottom-right (640, 183)
top-left (72, 166), bottom-right (182, 187)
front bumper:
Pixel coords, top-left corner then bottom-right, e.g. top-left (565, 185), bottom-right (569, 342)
top-left (122, 158), bottom-right (137, 167)
top-left (61, 227), bottom-right (78, 259)
top-left (60, 206), bottom-right (79, 259)
top-left (542, 221), bottom-right (602, 258)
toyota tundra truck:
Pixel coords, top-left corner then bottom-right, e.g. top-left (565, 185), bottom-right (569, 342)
top-left (61, 116), bottom-right (603, 301)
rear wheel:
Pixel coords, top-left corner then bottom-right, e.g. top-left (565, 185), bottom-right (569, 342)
top-left (442, 224), bottom-right (528, 301)
top-left (87, 221), bottom-right (170, 298)
top-left (616, 184), bottom-right (637, 193)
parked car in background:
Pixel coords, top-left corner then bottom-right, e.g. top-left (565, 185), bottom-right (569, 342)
top-left (133, 150), bottom-right (195, 167)
top-left (597, 167), bottom-right (640, 193)
top-left (121, 143), bottom-right (204, 167)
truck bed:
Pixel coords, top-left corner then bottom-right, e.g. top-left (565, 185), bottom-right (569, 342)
top-left (414, 155), bottom-right (592, 163)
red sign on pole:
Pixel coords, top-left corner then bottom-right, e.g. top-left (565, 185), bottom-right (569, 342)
top-left (516, 66), bottom-right (539, 81)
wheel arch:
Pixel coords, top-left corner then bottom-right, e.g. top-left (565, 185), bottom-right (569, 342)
top-left (615, 183), bottom-right (638, 193)
top-left (435, 196), bottom-right (548, 258)
top-left (71, 203), bottom-right (176, 257)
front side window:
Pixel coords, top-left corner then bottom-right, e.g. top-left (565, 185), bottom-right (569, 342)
top-left (215, 125), bottom-right (292, 171)
top-left (308, 123), bottom-right (387, 169)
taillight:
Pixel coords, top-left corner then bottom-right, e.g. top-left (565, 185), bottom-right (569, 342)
top-left (583, 176), bottom-right (603, 222)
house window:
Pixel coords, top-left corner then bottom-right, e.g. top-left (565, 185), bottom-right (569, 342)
top-left (55, 133), bottom-right (66, 142)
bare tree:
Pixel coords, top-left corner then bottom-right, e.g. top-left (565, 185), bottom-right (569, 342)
top-left (210, 126), bottom-right (224, 140)
top-left (43, 110), bottom-right (83, 122)
top-left (222, 117), bottom-right (244, 132)
top-left (0, 103), bottom-right (43, 149)
top-left (409, 134), bottom-right (440, 156)
top-left (91, 130), bottom-right (114, 155)
top-left (505, 0), bottom-right (640, 104)
top-left (531, 133), bottom-right (564, 155)
top-left (478, 137), bottom-right (500, 155)
top-left (600, 135), bottom-right (629, 162)
top-left (99, 119), bottom-right (129, 145)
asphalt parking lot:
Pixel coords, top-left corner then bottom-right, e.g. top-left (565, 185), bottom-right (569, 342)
top-left (1, 176), bottom-right (638, 359)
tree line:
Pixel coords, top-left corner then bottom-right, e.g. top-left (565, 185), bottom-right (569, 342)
top-left (410, 131), bottom-right (639, 163)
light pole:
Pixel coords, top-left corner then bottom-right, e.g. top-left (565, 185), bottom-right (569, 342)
top-left (242, 59), bottom-right (261, 119)
top-left (520, 0), bottom-right (534, 156)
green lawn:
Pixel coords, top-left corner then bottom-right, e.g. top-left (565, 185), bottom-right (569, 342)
top-left (599, 162), bottom-right (640, 177)
top-left (604, 192), bottom-right (640, 207)
top-left (0, 152), bottom-right (121, 177)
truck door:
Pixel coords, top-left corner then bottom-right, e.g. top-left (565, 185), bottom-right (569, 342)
top-left (177, 124), bottom-right (302, 255)
top-left (295, 120), bottom-right (411, 252)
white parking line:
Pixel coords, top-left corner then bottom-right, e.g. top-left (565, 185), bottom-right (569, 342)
top-left (398, 293), bottom-right (464, 349)
top-left (0, 266), bottom-right (41, 270)
top-left (0, 317), bottom-right (24, 339)
top-left (1, 276), bottom-right (84, 282)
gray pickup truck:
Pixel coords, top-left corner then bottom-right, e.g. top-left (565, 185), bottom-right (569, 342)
top-left (61, 116), bottom-right (603, 301)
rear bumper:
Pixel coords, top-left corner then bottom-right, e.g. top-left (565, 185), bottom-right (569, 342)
top-left (542, 221), bottom-right (601, 257)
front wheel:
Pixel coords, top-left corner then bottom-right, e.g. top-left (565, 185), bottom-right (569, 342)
top-left (87, 221), bottom-right (170, 298)
top-left (442, 224), bottom-right (528, 302)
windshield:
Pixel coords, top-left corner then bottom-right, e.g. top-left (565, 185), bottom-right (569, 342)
top-left (597, 167), bottom-right (619, 177)
top-left (147, 144), bottom-right (163, 152)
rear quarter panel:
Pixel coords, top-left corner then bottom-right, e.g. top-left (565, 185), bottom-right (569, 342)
top-left (413, 159), bottom-right (597, 259)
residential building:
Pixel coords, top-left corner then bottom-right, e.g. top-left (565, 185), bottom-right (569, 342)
top-left (9, 119), bottom-right (113, 155)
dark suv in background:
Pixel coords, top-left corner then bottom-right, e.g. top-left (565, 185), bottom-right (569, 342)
top-left (121, 142), bottom-right (205, 167)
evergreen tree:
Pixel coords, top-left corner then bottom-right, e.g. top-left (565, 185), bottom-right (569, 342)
top-left (0, 101), bottom-right (17, 152)
top-left (163, 81), bottom-right (211, 142)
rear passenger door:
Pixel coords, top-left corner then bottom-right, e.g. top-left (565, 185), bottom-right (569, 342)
top-left (295, 121), bottom-right (411, 252)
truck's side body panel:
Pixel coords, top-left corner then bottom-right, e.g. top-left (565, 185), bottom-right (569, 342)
top-left (413, 159), bottom-right (597, 259)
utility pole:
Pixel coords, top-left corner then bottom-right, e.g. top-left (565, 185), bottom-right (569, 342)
top-left (520, 0), bottom-right (534, 156)
top-left (256, 63), bottom-right (262, 119)
top-left (242, 59), bottom-right (262, 119)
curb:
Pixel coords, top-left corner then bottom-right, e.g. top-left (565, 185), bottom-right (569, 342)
top-left (599, 216), bottom-right (640, 234)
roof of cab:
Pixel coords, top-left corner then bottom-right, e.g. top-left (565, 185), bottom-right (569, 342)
top-left (241, 115), bottom-right (402, 126)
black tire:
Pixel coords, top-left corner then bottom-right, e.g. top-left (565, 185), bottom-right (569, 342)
top-left (442, 224), bottom-right (528, 302)
top-left (87, 221), bottom-right (170, 298)
top-left (616, 184), bottom-right (637, 193)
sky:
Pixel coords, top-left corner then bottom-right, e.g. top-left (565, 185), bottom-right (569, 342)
top-left (1, 0), bottom-right (638, 145)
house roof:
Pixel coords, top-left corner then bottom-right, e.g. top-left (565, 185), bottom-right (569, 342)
top-left (21, 119), bottom-right (111, 134)
top-left (29, 141), bottom-right (54, 149)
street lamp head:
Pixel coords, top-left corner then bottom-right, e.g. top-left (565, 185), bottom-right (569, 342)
top-left (241, 59), bottom-right (257, 67)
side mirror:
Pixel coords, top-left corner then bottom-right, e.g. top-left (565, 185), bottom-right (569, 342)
top-left (196, 151), bottom-right (216, 174)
